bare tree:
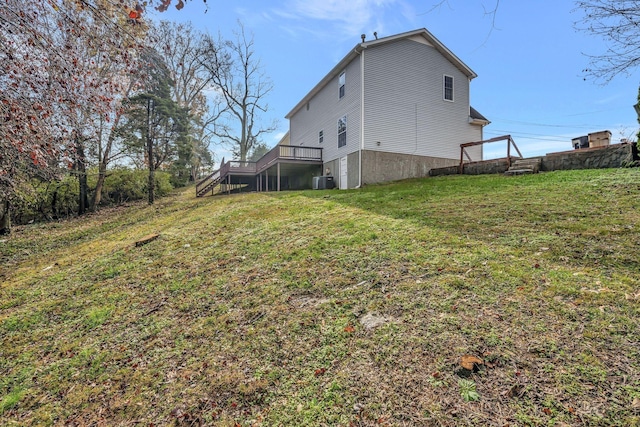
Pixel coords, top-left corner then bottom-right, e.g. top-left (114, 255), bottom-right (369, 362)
top-left (575, 1), bottom-right (640, 82)
top-left (200, 24), bottom-right (277, 162)
top-left (423, 0), bottom-right (500, 43)
top-left (150, 21), bottom-right (216, 182)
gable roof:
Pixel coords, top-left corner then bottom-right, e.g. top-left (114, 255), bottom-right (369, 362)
top-left (285, 28), bottom-right (478, 119)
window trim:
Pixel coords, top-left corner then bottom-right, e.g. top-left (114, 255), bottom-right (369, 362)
top-left (339, 71), bottom-right (346, 99)
top-left (443, 74), bottom-right (454, 102)
top-left (337, 116), bottom-right (347, 148)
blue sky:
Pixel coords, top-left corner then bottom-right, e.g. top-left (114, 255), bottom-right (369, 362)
top-left (152, 0), bottom-right (640, 161)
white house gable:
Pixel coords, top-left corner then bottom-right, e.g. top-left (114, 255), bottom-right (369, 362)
top-left (408, 34), bottom-right (434, 47)
top-left (363, 38), bottom-right (481, 159)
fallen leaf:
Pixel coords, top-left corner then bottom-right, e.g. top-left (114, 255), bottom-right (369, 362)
top-left (460, 355), bottom-right (483, 371)
top-left (543, 407), bottom-right (552, 415)
top-left (344, 324), bottom-right (355, 333)
top-left (314, 367), bottom-right (326, 377)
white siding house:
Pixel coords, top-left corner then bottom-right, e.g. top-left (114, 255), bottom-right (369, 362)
top-left (285, 28), bottom-right (489, 189)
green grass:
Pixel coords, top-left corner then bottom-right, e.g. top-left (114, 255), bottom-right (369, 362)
top-left (1, 168), bottom-right (639, 426)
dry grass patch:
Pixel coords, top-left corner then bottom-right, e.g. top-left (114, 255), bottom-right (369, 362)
top-left (1, 168), bottom-right (639, 426)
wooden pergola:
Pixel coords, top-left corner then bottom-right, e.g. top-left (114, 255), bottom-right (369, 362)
top-left (459, 135), bottom-right (522, 174)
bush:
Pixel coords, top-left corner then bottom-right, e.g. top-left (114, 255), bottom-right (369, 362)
top-left (11, 175), bottom-right (79, 224)
top-left (101, 168), bottom-right (173, 205)
top-left (9, 168), bottom-right (174, 226)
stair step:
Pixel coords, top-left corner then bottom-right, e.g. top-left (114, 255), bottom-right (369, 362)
top-left (196, 181), bottom-right (221, 197)
top-left (505, 168), bottom-right (534, 176)
top-left (508, 157), bottom-right (542, 174)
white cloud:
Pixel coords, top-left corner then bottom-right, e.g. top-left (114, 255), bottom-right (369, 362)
top-left (276, 0), bottom-right (416, 41)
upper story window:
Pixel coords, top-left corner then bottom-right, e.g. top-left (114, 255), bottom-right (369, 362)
top-left (339, 71), bottom-right (345, 99)
top-left (443, 75), bottom-right (454, 101)
top-left (318, 130), bottom-right (324, 144)
top-left (338, 116), bottom-right (347, 148)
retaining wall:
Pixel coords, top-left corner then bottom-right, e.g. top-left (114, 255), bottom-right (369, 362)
top-left (429, 143), bottom-right (638, 177)
top-left (541, 143), bottom-right (636, 171)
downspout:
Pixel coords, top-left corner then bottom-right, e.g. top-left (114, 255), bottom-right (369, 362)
top-left (358, 46), bottom-right (365, 188)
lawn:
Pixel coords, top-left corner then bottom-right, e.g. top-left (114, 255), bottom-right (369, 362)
top-left (1, 168), bottom-right (639, 426)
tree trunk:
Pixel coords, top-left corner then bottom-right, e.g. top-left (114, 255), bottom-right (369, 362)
top-left (91, 84), bottom-right (130, 211)
top-left (0, 199), bottom-right (10, 235)
top-left (51, 187), bottom-right (58, 219)
top-left (93, 162), bottom-right (107, 209)
top-left (75, 135), bottom-right (89, 215)
top-left (147, 98), bottom-right (155, 205)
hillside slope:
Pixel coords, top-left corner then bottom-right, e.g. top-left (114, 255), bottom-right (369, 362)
top-left (1, 169), bottom-right (639, 426)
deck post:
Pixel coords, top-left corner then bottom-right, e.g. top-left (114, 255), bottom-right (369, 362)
top-left (227, 175), bottom-right (231, 195)
top-left (277, 163), bottom-right (281, 192)
top-left (266, 170), bottom-right (269, 192)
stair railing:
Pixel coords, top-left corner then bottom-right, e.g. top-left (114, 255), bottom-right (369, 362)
top-left (195, 168), bottom-right (221, 196)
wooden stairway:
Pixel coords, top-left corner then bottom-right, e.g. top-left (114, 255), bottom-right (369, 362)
top-left (505, 157), bottom-right (542, 176)
top-left (195, 169), bottom-right (222, 197)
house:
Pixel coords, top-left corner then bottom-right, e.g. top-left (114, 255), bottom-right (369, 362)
top-left (196, 28), bottom-right (488, 197)
top-left (285, 28), bottom-right (489, 189)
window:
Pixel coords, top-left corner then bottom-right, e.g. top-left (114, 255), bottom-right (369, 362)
top-left (337, 116), bottom-right (346, 148)
top-left (443, 75), bottom-right (454, 101)
top-left (339, 71), bottom-right (345, 98)
top-left (318, 130), bottom-right (324, 144)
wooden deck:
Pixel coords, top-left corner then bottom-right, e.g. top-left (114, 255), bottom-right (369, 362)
top-left (196, 146), bottom-right (323, 197)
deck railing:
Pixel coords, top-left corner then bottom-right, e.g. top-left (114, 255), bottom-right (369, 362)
top-left (226, 160), bottom-right (257, 174)
top-left (256, 145), bottom-right (323, 172)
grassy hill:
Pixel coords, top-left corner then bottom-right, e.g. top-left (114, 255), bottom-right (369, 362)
top-left (1, 168), bottom-right (639, 426)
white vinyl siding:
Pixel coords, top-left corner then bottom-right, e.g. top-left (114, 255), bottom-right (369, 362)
top-left (362, 38), bottom-right (481, 160)
top-left (289, 56), bottom-right (361, 163)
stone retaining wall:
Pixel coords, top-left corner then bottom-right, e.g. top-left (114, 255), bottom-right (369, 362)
top-left (429, 143), bottom-right (638, 177)
top-left (541, 143), bottom-right (636, 171)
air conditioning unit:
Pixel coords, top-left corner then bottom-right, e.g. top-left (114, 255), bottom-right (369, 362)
top-left (312, 176), bottom-right (335, 190)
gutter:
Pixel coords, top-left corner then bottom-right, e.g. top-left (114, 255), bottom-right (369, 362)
top-left (358, 46), bottom-right (365, 189)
